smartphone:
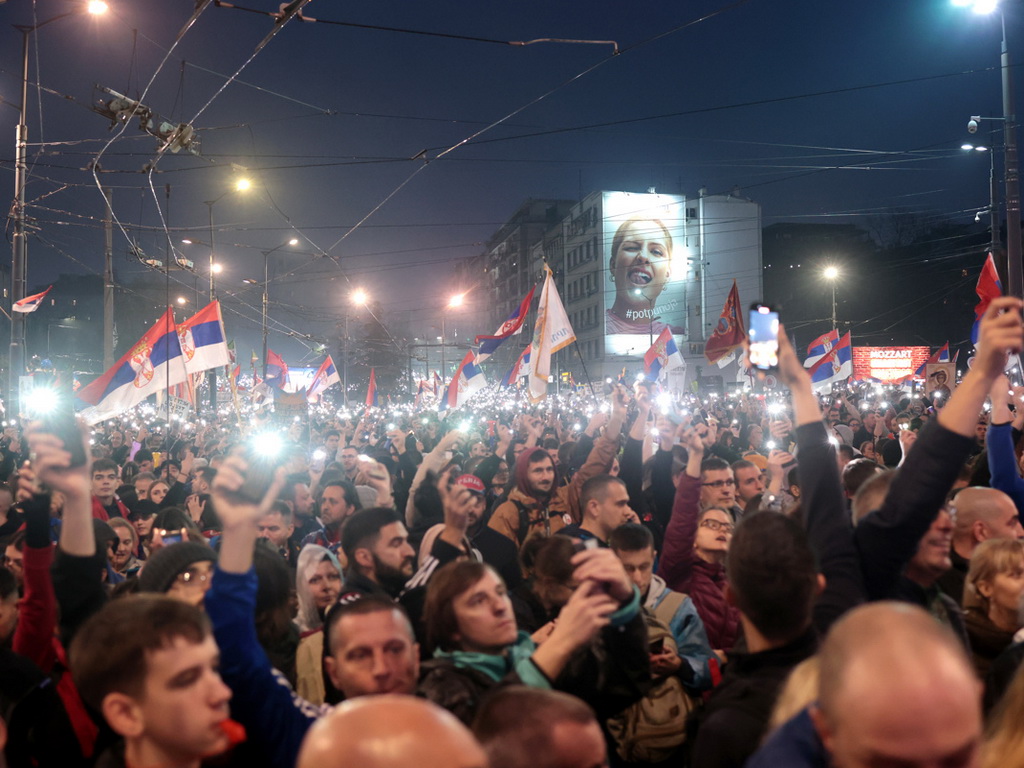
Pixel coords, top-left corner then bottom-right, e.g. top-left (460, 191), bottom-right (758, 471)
top-left (748, 303), bottom-right (780, 371)
top-left (160, 529), bottom-right (184, 545)
top-left (41, 408), bottom-right (87, 468)
top-left (649, 637), bottom-right (665, 655)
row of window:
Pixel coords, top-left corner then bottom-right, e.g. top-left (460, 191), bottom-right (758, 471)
top-left (570, 304), bottom-right (599, 331)
top-left (567, 236), bottom-right (601, 271)
top-left (566, 273), bottom-right (597, 302)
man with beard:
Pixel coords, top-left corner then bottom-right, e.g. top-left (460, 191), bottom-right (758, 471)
top-left (301, 480), bottom-right (360, 555)
top-left (339, 507), bottom-right (418, 600)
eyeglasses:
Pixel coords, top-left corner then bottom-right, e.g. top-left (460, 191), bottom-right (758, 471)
top-left (699, 519), bottom-right (735, 534)
top-left (702, 479), bottom-right (735, 488)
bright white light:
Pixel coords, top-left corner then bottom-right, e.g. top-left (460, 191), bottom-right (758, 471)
top-left (251, 433), bottom-right (281, 458)
top-left (828, 436), bottom-right (840, 447)
top-left (459, 420), bottom-right (472, 432)
top-left (766, 440), bottom-right (777, 450)
top-left (635, 372), bottom-right (646, 382)
top-left (235, 178), bottom-right (252, 192)
top-left (656, 392), bottom-right (672, 411)
top-left (24, 387), bottom-right (59, 416)
top-left (448, 293), bottom-right (465, 308)
top-left (211, 263), bottom-right (223, 274)
top-left (823, 266), bottom-right (840, 281)
top-left (650, 428), bottom-right (660, 437)
top-left (352, 289), bottom-right (368, 306)
top-left (87, 0), bottom-right (109, 14)
top-left (288, 238), bottom-right (299, 246)
top-left (971, 0), bottom-right (999, 13)
top-left (767, 403), bottom-right (784, 415)
top-left (312, 449), bottom-right (326, 461)
top-left (176, 296), bottom-right (186, 305)
top-left (605, 378), bottom-right (613, 384)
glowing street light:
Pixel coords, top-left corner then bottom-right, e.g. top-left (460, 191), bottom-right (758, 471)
top-left (352, 288), bottom-right (368, 306)
top-left (823, 266), bottom-right (840, 329)
top-left (448, 293), bottom-right (465, 308)
top-left (176, 296), bottom-right (187, 305)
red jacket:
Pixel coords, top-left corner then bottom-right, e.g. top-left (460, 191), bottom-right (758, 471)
top-left (657, 474), bottom-right (740, 652)
top-left (91, 495), bottom-right (128, 521)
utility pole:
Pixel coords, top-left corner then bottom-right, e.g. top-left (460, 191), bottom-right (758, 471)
top-left (1002, 12), bottom-right (1022, 298)
top-left (103, 188), bottom-right (114, 371)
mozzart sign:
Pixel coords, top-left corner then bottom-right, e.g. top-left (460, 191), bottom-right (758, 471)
top-left (851, 346), bottom-right (931, 382)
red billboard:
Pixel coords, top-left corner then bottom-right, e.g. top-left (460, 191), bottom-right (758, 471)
top-left (852, 346), bottom-right (930, 382)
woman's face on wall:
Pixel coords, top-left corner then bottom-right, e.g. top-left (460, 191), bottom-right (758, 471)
top-left (612, 220), bottom-right (671, 299)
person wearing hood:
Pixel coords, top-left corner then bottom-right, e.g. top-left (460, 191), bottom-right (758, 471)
top-left (488, 386), bottom-right (628, 549)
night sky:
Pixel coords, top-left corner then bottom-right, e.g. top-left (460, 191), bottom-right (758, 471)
top-left (0, 0), bottom-right (1017, 366)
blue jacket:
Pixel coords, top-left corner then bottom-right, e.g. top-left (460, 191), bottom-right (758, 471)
top-left (206, 567), bottom-right (326, 768)
top-left (745, 706), bottom-right (827, 768)
top-left (645, 574), bottom-right (715, 692)
top-left (987, 421), bottom-right (1024, 516)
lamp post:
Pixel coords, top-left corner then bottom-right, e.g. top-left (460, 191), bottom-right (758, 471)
top-left (347, 289), bottom-right (369, 404)
top-left (633, 288), bottom-right (655, 347)
top-left (441, 293), bottom-right (466, 376)
top-left (955, 0), bottom-right (1022, 297)
top-left (254, 239), bottom-right (298, 378)
top-left (823, 266), bottom-right (840, 329)
top-left (9, 1), bottom-right (108, 413)
top-left (201, 177), bottom-right (249, 411)
top-left (963, 143), bottom-right (1002, 259)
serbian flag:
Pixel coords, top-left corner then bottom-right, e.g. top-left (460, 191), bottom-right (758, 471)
top-left (440, 352), bottom-right (486, 411)
top-left (475, 286), bottom-right (535, 364)
top-left (77, 308), bottom-right (188, 424)
top-left (644, 328), bottom-right (684, 382)
top-left (308, 356), bottom-right (340, 401)
top-left (13, 286), bottom-right (52, 313)
top-left (500, 345), bottom-right (531, 389)
top-left (266, 349), bottom-right (289, 388)
top-left (913, 342), bottom-right (950, 377)
top-left (432, 371), bottom-right (443, 394)
top-left (808, 331), bottom-right (853, 391)
top-left (704, 280), bottom-right (746, 366)
top-left (366, 368), bottom-right (379, 407)
top-left (176, 301), bottom-right (231, 375)
top-left (973, 252), bottom-right (1002, 344)
top-left (804, 329), bottom-right (839, 368)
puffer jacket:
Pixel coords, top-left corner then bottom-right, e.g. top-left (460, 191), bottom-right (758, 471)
top-left (657, 473), bottom-right (740, 652)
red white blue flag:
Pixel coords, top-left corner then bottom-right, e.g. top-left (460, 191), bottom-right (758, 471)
top-left (440, 351), bottom-right (486, 411)
top-left (176, 301), bottom-right (231, 375)
top-left (804, 329), bottom-right (839, 368)
top-left (499, 345), bottom-right (531, 389)
top-left (366, 367), bottom-right (379, 407)
top-left (308, 355), bottom-right (340, 402)
top-left (808, 331), bottom-right (853, 391)
top-left (475, 287), bottom-right (535, 364)
top-left (13, 286), bottom-right (51, 314)
top-left (644, 328), bottom-right (684, 382)
top-left (265, 349), bottom-right (289, 389)
top-left (973, 252), bottom-right (1002, 344)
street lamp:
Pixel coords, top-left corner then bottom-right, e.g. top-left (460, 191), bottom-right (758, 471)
top-left (202, 178), bottom-right (249, 410)
top-left (954, 0), bottom-right (1022, 297)
top-left (9, 0), bottom-right (108, 412)
top-left (344, 289), bottom-right (370, 403)
top-left (822, 266), bottom-right (840, 329)
top-left (254, 238), bottom-right (299, 378)
top-left (963, 142), bottom-right (1002, 260)
top-left (441, 293), bottom-right (466, 375)
top-left (633, 288), bottom-right (655, 347)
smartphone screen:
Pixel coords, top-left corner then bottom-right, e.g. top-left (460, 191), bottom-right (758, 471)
top-left (748, 304), bottom-right (779, 371)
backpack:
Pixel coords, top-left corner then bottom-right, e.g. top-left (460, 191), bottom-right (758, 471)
top-left (606, 592), bottom-right (696, 764)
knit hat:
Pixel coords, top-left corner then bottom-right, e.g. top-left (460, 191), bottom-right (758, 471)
top-left (138, 541), bottom-right (215, 594)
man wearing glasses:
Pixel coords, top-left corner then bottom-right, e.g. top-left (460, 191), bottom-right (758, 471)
top-left (699, 457), bottom-right (742, 522)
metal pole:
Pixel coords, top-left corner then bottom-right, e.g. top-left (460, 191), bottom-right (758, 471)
top-left (103, 187), bottom-right (114, 371)
top-left (9, 29), bottom-right (30, 415)
top-left (1002, 11), bottom-right (1022, 298)
top-left (831, 283), bottom-right (837, 329)
top-left (991, 147), bottom-right (1002, 259)
top-left (441, 314), bottom-right (446, 377)
top-left (261, 251), bottom-right (269, 380)
top-left (207, 202), bottom-right (217, 412)
top-left (342, 314), bottom-right (348, 406)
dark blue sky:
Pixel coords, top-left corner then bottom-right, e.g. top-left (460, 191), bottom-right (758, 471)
top-left (1, 0), bottom-right (1017, 362)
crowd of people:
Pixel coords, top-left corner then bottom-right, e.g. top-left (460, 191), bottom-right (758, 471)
top-left (4, 298), bottom-right (1024, 767)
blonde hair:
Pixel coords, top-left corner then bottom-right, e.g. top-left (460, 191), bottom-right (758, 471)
top-left (984, 661), bottom-right (1024, 768)
top-left (964, 538), bottom-right (1024, 613)
top-left (766, 656), bottom-right (820, 734)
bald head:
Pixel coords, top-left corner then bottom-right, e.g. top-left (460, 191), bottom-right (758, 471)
top-left (297, 695), bottom-right (487, 768)
top-left (952, 487), bottom-right (1023, 551)
top-left (813, 602), bottom-right (981, 768)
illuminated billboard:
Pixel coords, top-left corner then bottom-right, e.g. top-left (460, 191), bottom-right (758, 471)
top-left (851, 346), bottom-right (930, 382)
top-left (602, 192), bottom-right (688, 356)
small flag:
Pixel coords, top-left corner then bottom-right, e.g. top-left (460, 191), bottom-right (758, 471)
top-left (440, 351), bottom-right (486, 411)
top-left (704, 280), bottom-right (746, 365)
top-left (265, 349), bottom-right (289, 388)
top-left (804, 329), bottom-right (839, 368)
top-left (914, 342), bottom-right (950, 377)
top-left (13, 286), bottom-right (52, 314)
top-left (176, 301), bottom-right (231, 375)
top-left (366, 368), bottom-right (378, 407)
top-left (808, 331), bottom-right (853, 391)
top-left (500, 345), bottom-right (531, 389)
top-left (644, 328), bottom-right (684, 382)
top-left (529, 265), bottom-right (576, 403)
top-left (973, 252), bottom-right (1002, 344)
top-left (308, 356), bottom-right (340, 402)
top-left (475, 287), bottom-right (536, 363)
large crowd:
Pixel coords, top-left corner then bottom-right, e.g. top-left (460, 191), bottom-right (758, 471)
top-left (3, 299), bottom-right (1024, 768)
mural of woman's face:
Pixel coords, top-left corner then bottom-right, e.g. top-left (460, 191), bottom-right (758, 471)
top-left (611, 220), bottom-right (671, 303)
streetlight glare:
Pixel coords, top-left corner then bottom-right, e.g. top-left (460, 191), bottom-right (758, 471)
top-left (87, 0), bottom-right (109, 14)
top-left (288, 238), bottom-right (299, 246)
top-left (211, 263), bottom-right (223, 274)
top-left (235, 178), bottom-right (252, 192)
top-left (181, 238), bottom-right (193, 245)
top-left (176, 296), bottom-right (186, 305)
top-left (448, 293), bottom-right (465, 308)
top-left (823, 266), bottom-right (840, 280)
top-left (352, 289), bottom-right (368, 305)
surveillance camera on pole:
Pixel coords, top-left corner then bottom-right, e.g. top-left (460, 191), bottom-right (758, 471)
top-left (968, 117), bottom-right (980, 134)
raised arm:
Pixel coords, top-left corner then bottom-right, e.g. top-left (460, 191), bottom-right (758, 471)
top-left (987, 375), bottom-right (1024, 515)
top-left (657, 427), bottom-right (705, 591)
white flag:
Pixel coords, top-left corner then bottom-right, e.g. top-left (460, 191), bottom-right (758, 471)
top-left (529, 265), bottom-right (576, 403)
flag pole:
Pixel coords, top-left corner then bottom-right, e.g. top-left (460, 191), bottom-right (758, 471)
top-left (572, 339), bottom-right (596, 397)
